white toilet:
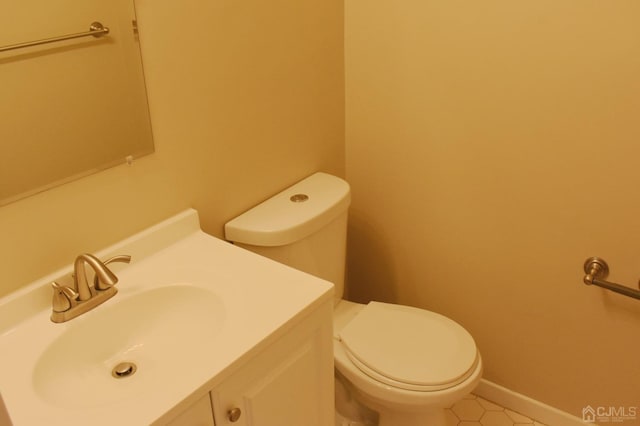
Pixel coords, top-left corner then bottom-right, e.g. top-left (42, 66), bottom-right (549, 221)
top-left (225, 172), bottom-right (482, 426)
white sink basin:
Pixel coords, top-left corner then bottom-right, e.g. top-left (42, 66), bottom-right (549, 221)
top-left (33, 284), bottom-right (225, 408)
top-left (0, 209), bottom-right (333, 425)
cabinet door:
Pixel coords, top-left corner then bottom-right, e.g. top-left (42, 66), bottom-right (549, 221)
top-left (211, 317), bottom-right (333, 426)
top-left (166, 394), bottom-right (215, 426)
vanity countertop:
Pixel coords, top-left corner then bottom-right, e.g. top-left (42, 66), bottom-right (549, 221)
top-left (0, 209), bottom-right (334, 425)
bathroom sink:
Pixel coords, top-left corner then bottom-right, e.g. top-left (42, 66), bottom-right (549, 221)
top-left (33, 284), bottom-right (225, 408)
top-left (0, 209), bottom-right (333, 425)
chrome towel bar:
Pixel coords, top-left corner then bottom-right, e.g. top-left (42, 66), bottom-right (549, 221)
top-left (0, 21), bottom-right (110, 53)
top-left (583, 257), bottom-right (640, 300)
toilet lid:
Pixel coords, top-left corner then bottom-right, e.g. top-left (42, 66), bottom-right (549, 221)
top-left (338, 302), bottom-right (479, 391)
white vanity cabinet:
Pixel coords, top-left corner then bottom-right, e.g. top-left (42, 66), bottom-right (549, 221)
top-left (0, 210), bottom-right (335, 426)
top-left (211, 304), bottom-right (333, 426)
top-left (166, 301), bottom-right (334, 426)
top-left (166, 395), bottom-right (215, 426)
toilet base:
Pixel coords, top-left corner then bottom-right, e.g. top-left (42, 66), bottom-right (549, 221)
top-left (378, 407), bottom-right (447, 426)
top-left (336, 370), bottom-right (449, 426)
top-left (349, 381), bottom-right (453, 426)
top-left (335, 370), bottom-right (378, 426)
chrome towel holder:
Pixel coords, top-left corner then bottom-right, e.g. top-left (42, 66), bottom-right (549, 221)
top-left (0, 21), bottom-right (110, 53)
top-left (583, 257), bottom-right (640, 300)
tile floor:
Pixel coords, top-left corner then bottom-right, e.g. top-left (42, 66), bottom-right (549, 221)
top-left (446, 394), bottom-right (547, 426)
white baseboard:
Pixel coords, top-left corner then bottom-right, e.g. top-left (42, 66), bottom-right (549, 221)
top-left (474, 379), bottom-right (586, 426)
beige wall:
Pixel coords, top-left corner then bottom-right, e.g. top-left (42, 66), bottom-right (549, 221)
top-left (0, 0), bottom-right (344, 297)
top-left (4, 0), bottom-right (638, 416)
top-left (346, 0), bottom-right (640, 417)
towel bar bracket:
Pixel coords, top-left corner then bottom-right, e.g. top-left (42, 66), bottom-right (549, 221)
top-left (582, 256), bottom-right (640, 301)
top-left (583, 257), bottom-right (609, 285)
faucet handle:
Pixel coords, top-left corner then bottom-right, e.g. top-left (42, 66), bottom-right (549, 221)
top-left (93, 255), bottom-right (131, 290)
top-left (51, 282), bottom-right (79, 313)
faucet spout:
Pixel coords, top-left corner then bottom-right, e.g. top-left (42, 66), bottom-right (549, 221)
top-left (74, 253), bottom-right (118, 301)
top-left (51, 252), bottom-right (131, 323)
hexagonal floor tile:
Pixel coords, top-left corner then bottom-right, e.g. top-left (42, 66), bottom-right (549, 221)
top-left (452, 399), bottom-right (485, 421)
top-left (480, 410), bottom-right (517, 426)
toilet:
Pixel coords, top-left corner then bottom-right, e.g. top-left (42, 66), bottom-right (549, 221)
top-left (224, 172), bottom-right (482, 426)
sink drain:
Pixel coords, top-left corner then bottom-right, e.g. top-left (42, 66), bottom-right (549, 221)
top-left (112, 362), bottom-right (137, 379)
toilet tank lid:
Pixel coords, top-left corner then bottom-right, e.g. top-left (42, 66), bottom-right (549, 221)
top-left (225, 172), bottom-right (351, 247)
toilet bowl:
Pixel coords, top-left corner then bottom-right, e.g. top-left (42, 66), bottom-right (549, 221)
top-left (224, 172), bottom-right (482, 426)
top-left (333, 300), bottom-right (482, 426)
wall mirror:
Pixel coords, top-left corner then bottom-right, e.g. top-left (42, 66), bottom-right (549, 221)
top-left (0, 0), bottom-right (155, 206)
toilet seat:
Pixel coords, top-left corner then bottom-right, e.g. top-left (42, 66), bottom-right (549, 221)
top-left (337, 302), bottom-right (479, 391)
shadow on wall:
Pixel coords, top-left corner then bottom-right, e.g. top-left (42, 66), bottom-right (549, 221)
top-left (346, 210), bottom-right (397, 304)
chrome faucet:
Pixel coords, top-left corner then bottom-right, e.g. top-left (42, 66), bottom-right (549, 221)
top-left (50, 253), bottom-right (131, 323)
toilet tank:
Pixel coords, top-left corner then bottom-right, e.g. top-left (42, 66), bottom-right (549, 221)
top-left (225, 172), bottom-right (351, 303)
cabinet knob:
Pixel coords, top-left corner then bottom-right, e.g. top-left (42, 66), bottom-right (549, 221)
top-left (227, 407), bottom-right (242, 422)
